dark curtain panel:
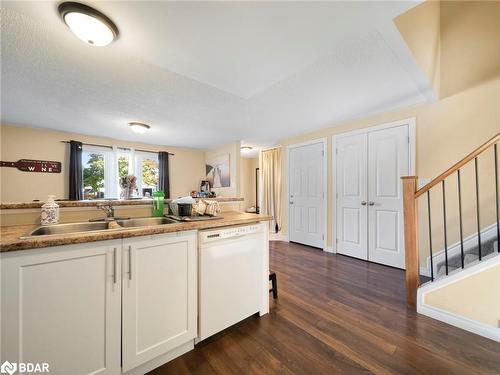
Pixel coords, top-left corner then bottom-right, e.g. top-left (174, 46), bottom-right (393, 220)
top-left (69, 140), bottom-right (83, 200)
top-left (158, 151), bottom-right (170, 198)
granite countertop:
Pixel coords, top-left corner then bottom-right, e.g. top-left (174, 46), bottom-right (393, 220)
top-left (0, 197), bottom-right (244, 210)
top-left (0, 211), bottom-right (272, 252)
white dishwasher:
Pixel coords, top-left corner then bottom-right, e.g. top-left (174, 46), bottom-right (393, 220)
top-left (198, 223), bottom-right (268, 341)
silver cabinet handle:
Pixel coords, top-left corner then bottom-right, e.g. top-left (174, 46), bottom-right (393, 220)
top-left (128, 245), bottom-right (132, 280)
top-left (289, 202), bottom-right (294, 205)
top-left (361, 201), bottom-right (367, 205)
top-left (113, 247), bottom-right (117, 284)
top-left (369, 201), bottom-right (375, 206)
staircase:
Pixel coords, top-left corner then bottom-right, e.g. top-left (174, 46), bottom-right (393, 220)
top-left (436, 236), bottom-right (498, 277)
top-left (402, 133), bottom-right (500, 308)
top-left (401, 132), bottom-right (500, 340)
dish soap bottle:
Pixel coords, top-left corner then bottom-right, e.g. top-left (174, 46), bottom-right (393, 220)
top-left (41, 195), bottom-right (59, 225)
top-left (152, 191), bottom-right (165, 217)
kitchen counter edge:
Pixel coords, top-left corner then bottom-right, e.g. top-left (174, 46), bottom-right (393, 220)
top-left (0, 212), bottom-right (272, 253)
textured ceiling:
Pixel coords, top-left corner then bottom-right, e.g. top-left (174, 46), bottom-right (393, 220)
top-left (1, 1), bottom-right (431, 150)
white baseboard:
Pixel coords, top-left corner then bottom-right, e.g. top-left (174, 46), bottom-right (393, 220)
top-left (417, 254), bottom-right (500, 342)
top-left (269, 232), bottom-right (288, 241)
top-left (324, 246), bottom-right (335, 253)
top-left (418, 304), bottom-right (500, 343)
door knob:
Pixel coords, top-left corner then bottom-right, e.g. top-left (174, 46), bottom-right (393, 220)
top-left (289, 202), bottom-right (294, 205)
top-left (368, 201), bottom-right (375, 206)
top-left (361, 201), bottom-right (367, 206)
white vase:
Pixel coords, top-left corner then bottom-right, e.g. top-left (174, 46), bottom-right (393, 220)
top-left (41, 195), bottom-right (59, 225)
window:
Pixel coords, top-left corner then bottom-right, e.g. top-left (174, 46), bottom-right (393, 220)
top-left (135, 152), bottom-right (159, 198)
top-left (82, 146), bottom-right (158, 199)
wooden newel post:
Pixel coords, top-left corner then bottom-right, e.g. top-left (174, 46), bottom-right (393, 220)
top-left (402, 176), bottom-right (419, 309)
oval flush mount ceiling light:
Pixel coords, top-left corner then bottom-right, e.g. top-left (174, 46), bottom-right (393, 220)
top-left (128, 122), bottom-right (151, 134)
top-left (58, 2), bottom-right (119, 46)
top-left (241, 146), bottom-right (253, 151)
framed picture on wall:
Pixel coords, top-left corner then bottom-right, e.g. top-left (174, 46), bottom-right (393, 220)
top-left (205, 153), bottom-right (230, 188)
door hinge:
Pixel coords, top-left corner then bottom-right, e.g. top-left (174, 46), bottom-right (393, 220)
top-left (336, 238), bottom-right (338, 243)
top-left (336, 148), bottom-right (338, 155)
top-left (407, 136), bottom-right (410, 144)
top-left (322, 234), bottom-right (325, 240)
top-left (322, 150), bottom-right (325, 157)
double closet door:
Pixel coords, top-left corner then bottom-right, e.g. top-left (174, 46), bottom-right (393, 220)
top-left (336, 124), bottom-right (410, 269)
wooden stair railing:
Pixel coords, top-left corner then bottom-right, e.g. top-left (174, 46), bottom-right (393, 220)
top-left (402, 132), bottom-right (500, 308)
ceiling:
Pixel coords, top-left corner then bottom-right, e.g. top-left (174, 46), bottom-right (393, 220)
top-left (0, 1), bottom-right (431, 151)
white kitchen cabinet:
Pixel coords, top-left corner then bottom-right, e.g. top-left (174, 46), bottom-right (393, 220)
top-left (121, 231), bottom-right (197, 372)
top-left (1, 240), bottom-right (122, 375)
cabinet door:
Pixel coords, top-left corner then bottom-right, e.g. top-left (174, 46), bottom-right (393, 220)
top-left (1, 241), bottom-right (122, 375)
top-left (122, 231), bottom-right (197, 372)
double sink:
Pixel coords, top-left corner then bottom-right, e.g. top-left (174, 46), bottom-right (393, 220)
top-left (24, 217), bottom-right (178, 238)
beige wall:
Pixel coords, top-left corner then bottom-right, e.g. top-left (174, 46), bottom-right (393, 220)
top-left (439, 1), bottom-right (500, 98)
top-left (395, 0), bottom-right (500, 99)
top-left (0, 124), bottom-right (206, 202)
top-left (240, 157), bottom-right (259, 211)
top-left (425, 263), bottom-right (500, 327)
top-left (395, 0), bottom-right (440, 96)
top-left (204, 141), bottom-right (242, 211)
top-left (280, 75), bottom-right (500, 264)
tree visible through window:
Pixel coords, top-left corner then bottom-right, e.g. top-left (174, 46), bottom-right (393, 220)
top-left (83, 153), bottom-right (105, 199)
top-left (142, 159), bottom-right (159, 187)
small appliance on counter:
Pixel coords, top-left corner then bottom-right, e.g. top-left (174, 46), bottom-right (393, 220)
top-left (168, 196), bottom-right (196, 216)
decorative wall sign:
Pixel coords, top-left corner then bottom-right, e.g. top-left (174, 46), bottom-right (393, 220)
top-left (205, 153), bottom-right (230, 188)
top-left (0, 159), bottom-right (62, 173)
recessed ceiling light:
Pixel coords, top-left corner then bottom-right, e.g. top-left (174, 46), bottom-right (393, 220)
top-left (128, 122), bottom-right (151, 134)
top-left (58, 2), bottom-right (119, 46)
top-left (241, 146), bottom-right (253, 151)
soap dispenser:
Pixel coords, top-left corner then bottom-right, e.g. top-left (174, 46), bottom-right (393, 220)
top-left (41, 195), bottom-right (59, 225)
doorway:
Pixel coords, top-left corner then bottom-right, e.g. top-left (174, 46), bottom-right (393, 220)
top-left (333, 119), bottom-right (415, 269)
top-left (288, 139), bottom-right (327, 250)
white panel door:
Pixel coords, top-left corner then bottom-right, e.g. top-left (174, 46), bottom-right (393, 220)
top-left (122, 232), bottom-right (197, 372)
top-left (289, 141), bottom-right (325, 248)
top-left (336, 133), bottom-right (368, 260)
top-left (368, 125), bottom-right (409, 268)
top-left (1, 241), bottom-right (122, 375)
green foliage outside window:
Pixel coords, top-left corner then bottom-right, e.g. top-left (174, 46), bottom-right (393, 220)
top-left (83, 153), bottom-right (104, 199)
top-left (142, 159), bottom-right (159, 188)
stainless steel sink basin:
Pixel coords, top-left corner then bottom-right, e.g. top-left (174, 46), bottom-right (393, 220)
top-left (24, 221), bottom-right (112, 237)
top-left (22, 217), bottom-right (178, 238)
top-left (115, 217), bottom-right (177, 228)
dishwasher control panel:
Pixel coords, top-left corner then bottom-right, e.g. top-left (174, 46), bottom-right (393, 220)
top-left (199, 224), bottom-right (263, 243)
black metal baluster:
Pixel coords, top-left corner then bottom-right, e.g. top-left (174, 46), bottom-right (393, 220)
top-left (427, 191), bottom-right (434, 281)
top-left (475, 157), bottom-right (482, 260)
top-left (495, 144), bottom-right (500, 253)
top-left (457, 170), bottom-right (465, 268)
top-left (442, 180), bottom-right (449, 275)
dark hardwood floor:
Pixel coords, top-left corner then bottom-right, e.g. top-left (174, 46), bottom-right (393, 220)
top-left (149, 241), bottom-right (500, 374)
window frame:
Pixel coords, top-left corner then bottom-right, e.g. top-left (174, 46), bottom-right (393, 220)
top-left (81, 145), bottom-right (159, 200)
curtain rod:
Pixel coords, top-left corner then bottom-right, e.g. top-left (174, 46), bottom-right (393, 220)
top-left (60, 141), bottom-right (174, 156)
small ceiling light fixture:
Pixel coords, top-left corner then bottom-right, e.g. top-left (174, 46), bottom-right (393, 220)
top-left (241, 146), bottom-right (253, 151)
top-left (58, 2), bottom-right (119, 46)
top-left (128, 122), bottom-right (151, 134)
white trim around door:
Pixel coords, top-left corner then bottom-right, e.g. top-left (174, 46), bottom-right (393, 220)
top-left (287, 138), bottom-right (328, 251)
top-left (332, 118), bottom-right (416, 256)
